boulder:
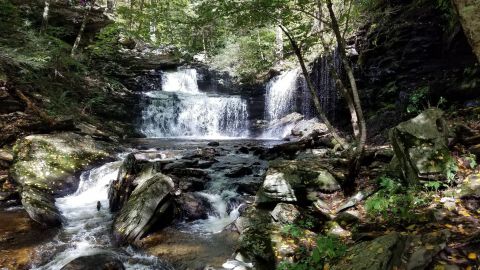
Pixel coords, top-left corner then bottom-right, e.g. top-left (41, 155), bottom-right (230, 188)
top-left (225, 166), bottom-right (253, 178)
top-left (291, 118), bottom-right (328, 139)
top-left (264, 112), bottom-right (304, 139)
top-left (60, 254), bottom-right (124, 270)
top-left (175, 192), bottom-right (211, 221)
top-left (331, 233), bottom-right (406, 270)
top-left (389, 109), bottom-right (452, 185)
top-left (113, 173), bottom-right (175, 243)
top-left (108, 154), bottom-right (139, 212)
top-left (21, 186), bottom-right (63, 226)
top-left (10, 132), bottom-right (112, 226)
top-left (256, 169), bottom-right (297, 204)
top-left (270, 203), bottom-right (300, 224)
top-left (457, 173), bottom-right (480, 197)
top-left (331, 230), bottom-right (450, 270)
top-left (11, 132), bottom-right (112, 195)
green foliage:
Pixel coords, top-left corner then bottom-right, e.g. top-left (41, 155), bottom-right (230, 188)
top-left (365, 176), bottom-right (431, 223)
top-left (210, 29), bottom-right (276, 81)
top-left (88, 24), bottom-right (124, 58)
top-left (406, 86), bottom-right (430, 115)
top-left (278, 235), bottom-right (346, 270)
top-left (461, 65), bottom-right (480, 89)
top-left (444, 156), bottom-right (459, 183)
top-left (464, 153), bottom-right (477, 169)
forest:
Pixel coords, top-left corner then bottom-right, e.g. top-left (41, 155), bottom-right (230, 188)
top-left (0, 0), bottom-right (479, 269)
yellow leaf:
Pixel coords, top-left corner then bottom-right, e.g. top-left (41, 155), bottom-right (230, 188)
top-left (425, 244), bottom-right (435, 250)
top-left (433, 265), bottom-right (445, 270)
top-left (459, 209), bottom-right (471, 217)
top-left (445, 224), bottom-right (453, 229)
top-left (466, 266), bottom-right (472, 270)
top-left (467, 253), bottom-right (477, 260)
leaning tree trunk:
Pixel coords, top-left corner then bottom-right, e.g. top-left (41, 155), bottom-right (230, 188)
top-left (326, 0), bottom-right (367, 194)
top-left (71, 0), bottom-right (96, 57)
top-left (40, 0), bottom-right (50, 34)
top-left (279, 25), bottom-right (347, 149)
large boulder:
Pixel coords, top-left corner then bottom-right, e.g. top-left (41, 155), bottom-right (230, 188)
top-left (108, 154), bottom-right (140, 212)
top-left (256, 169), bottom-right (297, 204)
top-left (389, 109), bottom-right (453, 185)
top-left (10, 132), bottom-right (112, 226)
top-left (60, 254), bottom-right (125, 270)
top-left (331, 230), bottom-right (450, 270)
top-left (453, 0), bottom-right (480, 63)
top-left (175, 192), bottom-right (211, 221)
top-left (291, 118), bottom-right (328, 139)
top-left (113, 173), bottom-right (175, 243)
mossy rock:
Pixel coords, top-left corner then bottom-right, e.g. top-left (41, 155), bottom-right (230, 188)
top-left (10, 132), bottom-right (113, 226)
top-left (389, 108), bottom-right (453, 185)
top-left (331, 233), bottom-right (406, 270)
top-left (11, 132), bottom-right (113, 195)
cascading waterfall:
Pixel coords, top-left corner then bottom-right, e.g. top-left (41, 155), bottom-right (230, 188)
top-left (261, 69), bottom-right (300, 139)
top-left (33, 161), bottom-right (171, 270)
top-left (264, 69), bottom-right (299, 121)
top-left (140, 69), bottom-right (249, 139)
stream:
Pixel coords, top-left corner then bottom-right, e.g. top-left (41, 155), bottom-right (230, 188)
top-left (30, 68), bottom-right (301, 269)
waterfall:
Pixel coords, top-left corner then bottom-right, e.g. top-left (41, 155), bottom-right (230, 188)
top-left (264, 69), bottom-right (299, 121)
top-left (140, 69), bottom-right (249, 139)
top-left (33, 161), bottom-right (171, 270)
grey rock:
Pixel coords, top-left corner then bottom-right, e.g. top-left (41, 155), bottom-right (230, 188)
top-left (271, 203), bottom-right (300, 224)
top-left (60, 253), bottom-right (124, 270)
top-left (113, 173), bottom-right (175, 243)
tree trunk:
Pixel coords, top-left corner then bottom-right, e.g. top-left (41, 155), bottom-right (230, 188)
top-left (326, 0), bottom-right (367, 194)
top-left (275, 25), bottom-right (284, 61)
top-left (279, 25), bottom-right (347, 149)
top-left (40, 0), bottom-right (50, 34)
top-left (106, 0), bottom-right (114, 13)
top-left (71, 0), bottom-right (96, 57)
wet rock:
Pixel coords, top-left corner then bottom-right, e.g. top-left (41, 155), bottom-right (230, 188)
top-left (225, 166), bottom-right (253, 178)
top-left (256, 169), bottom-right (297, 204)
top-left (108, 154), bottom-right (139, 212)
top-left (11, 132), bottom-right (112, 195)
top-left (238, 146), bottom-right (249, 154)
top-left (266, 113), bottom-right (304, 138)
top-left (21, 186), bottom-right (63, 226)
top-left (207, 141), bottom-right (220, 147)
top-left (235, 180), bottom-right (262, 195)
top-left (389, 109), bottom-right (452, 185)
top-left (10, 132), bottom-right (112, 226)
top-left (60, 253), bottom-right (125, 270)
top-left (113, 173), bottom-right (174, 243)
top-left (270, 203), bottom-right (300, 224)
top-left (175, 192), bottom-right (211, 221)
top-left (162, 160), bottom-right (198, 171)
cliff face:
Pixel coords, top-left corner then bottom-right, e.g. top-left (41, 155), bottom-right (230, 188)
top-left (453, 0), bottom-right (480, 63)
top-left (350, 0), bottom-right (480, 142)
